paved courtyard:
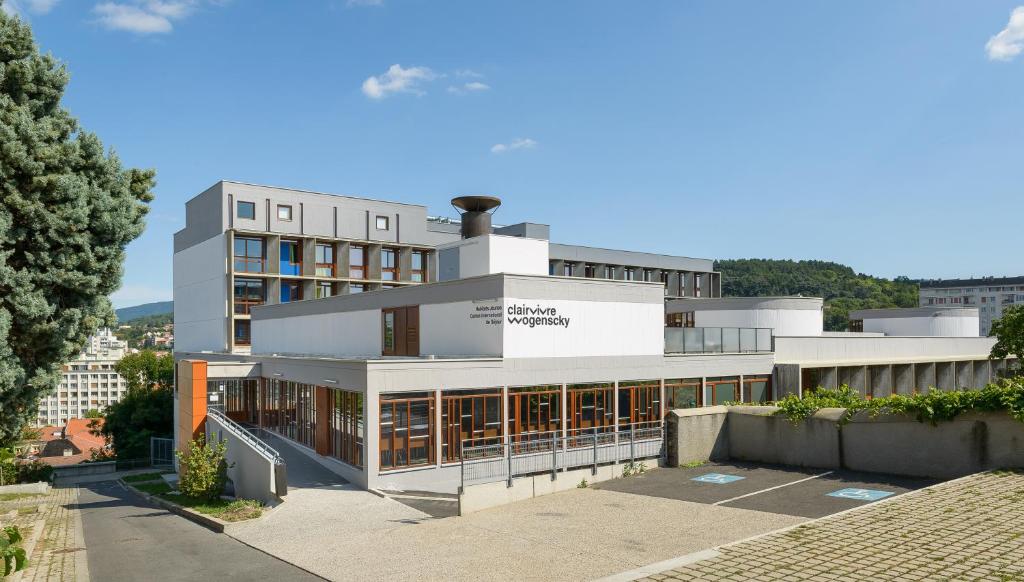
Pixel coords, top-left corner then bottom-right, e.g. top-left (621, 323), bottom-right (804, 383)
top-left (631, 470), bottom-right (1024, 582)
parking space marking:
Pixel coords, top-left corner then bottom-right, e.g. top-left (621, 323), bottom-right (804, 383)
top-left (691, 473), bottom-right (745, 484)
top-left (826, 488), bottom-right (893, 501)
top-left (712, 470), bottom-right (834, 506)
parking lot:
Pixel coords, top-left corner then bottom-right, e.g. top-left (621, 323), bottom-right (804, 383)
top-left (595, 461), bottom-right (938, 519)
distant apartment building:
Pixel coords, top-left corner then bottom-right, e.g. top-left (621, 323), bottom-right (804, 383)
top-left (919, 276), bottom-right (1024, 335)
top-left (36, 329), bottom-right (129, 427)
top-left (172, 181), bottom-right (721, 354)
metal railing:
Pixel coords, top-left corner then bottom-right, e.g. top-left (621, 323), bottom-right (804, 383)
top-left (208, 409), bottom-right (284, 465)
top-left (665, 327), bottom-right (772, 354)
top-left (459, 422), bottom-right (664, 488)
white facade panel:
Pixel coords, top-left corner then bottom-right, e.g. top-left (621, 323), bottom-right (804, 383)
top-left (252, 309), bottom-right (381, 358)
top-left (487, 236), bottom-right (549, 276)
top-left (173, 234), bottom-right (228, 352)
top-left (502, 298), bottom-right (663, 359)
top-left (774, 336), bottom-right (997, 365)
top-left (862, 315), bottom-right (978, 338)
top-left (420, 300), bottom-right (503, 357)
top-left (694, 308), bottom-right (822, 337)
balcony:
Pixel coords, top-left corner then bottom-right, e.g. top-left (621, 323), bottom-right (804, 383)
top-left (665, 327), bottom-right (773, 354)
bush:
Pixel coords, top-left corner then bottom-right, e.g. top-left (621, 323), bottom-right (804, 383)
top-left (764, 377), bottom-right (1024, 425)
top-left (15, 461), bottom-right (53, 484)
top-left (176, 436), bottom-right (229, 502)
top-left (0, 526), bottom-right (26, 576)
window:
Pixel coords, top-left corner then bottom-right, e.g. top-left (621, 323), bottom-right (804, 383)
top-left (549, 262), bottom-right (557, 276)
top-left (617, 381), bottom-right (660, 429)
top-left (567, 383), bottom-right (615, 436)
top-left (350, 283), bottom-right (365, 294)
top-left (382, 306), bottom-right (419, 356)
top-left (277, 205), bottom-right (293, 221)
top-left (261, 380), bottom-right (316, 449)
top-left (376, 216), bottom-right (390, 230)
top-left (315, 243), bottom-right (335, 277)
top-left (233, 237), bottom-right (265, 273)
top-left (233, 278), bottom-right (265, 314)
top-left (237, 200), bottom-right (255, 220)
top-left (315, 282), bottom-right (333, 299)
top-left (280, 240), bottom-right (301, 276)
top-left (563, 263), bottom-right (574, 277)
top-left (381, 248), bottom-right (398, 281)
top-left (849, 319), bottom-right (864, 332)
top-left (234, 320), bottom-right (251, 346)
top-left (666, 312), bottom-right (694, 328)
top-left (707, 377), bottom-right (739, 405)
top-left (281, 280), bottom-right (303, 303)
top-left (604, 266), bottom-right (615, 279)
top-left (694, 274), bottom-right (703, 297)
top-left (643, 269), bottom-right (653, 282)
top-left (411, 250), bottom-right (428, 283)
top-left (584, 264), bottom-right (596, 278)
top-left (624, 268), bottom-right (636, 281)
top-left (442, 389), bottom-right (503, 462)
top-left (379, 393), bottom-right (434, 470)
top-left (665, 378), bottom-right (701, 410)
top-left (744, 377), bottom-right (771, 404)
top-left (508, 386), bottom-right (561, 445)
top-left (349, 245), bottom-right (367, 279)
top-left (331, 389), bottom-right (364, 468)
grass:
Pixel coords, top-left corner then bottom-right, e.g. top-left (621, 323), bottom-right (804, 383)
top-left (123, 472), bottom-right (167, 483)
top-left (156, 494), bottom-right (263, 522)
top-left (0, 493), bottom-right (42, 502)
top-left (133, 482), bottom-right (173, 495)
top-left (679, 460), bottom-right (707, 468)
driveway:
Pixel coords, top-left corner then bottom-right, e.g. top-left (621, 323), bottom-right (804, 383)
top-left (78, 480), bottom-right (323, 581)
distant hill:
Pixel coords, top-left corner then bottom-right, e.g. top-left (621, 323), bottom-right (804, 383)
top-left (115, 301), bottom-right (173, 323)
top-left (713, 259), bottom-right (919, 331)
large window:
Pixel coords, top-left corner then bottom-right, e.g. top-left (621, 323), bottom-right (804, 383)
top-left (382, 306), bottom-right (419, 356)
top-left (617, 381), bottom-right (661, 428)
top-left (281, 280), bottom-right (303, 303)
top-left (666, 312), bottom-right (695, 328)
top-left (381, 248), bottom-right (398, 281)
top-left (233, 237), bottom-right (264, 273)
top-left (707, 377), bottom-right (739, 405)
top-left (330, 389), bottom-right (364, 468)
top-left (411, 250), bottom-right (428, 283)
top-left (234, 320), bottom-right (251, 346)
top-left (567, 383), bottom-right (614, 436)
top-left (233, 278), bottom-right (265, 314)
top-left (744, 377), bottom-right (771, 404)
top-left (217, 379), bottom-right (259, 424)
top-left (349, 245), bottom-right (367, 279)
top-left (280, 240), bottom-right (301, 276)
top-left (665, 378), bottom-right (701, 410)
top-left (508, 386), bottom-right (561, 444)
top-left (262, 380), bottom-right (316, 449)
top-left (442, 389), bottom-right (502, 462)
top-left (237, 200), bottom-right (255, 220)
top-left (315, 243), bottom-right (335, 277)
top-left (379, 393), bottom-right (434, 470)
top-left (315, 281), bottom-right (333, 299)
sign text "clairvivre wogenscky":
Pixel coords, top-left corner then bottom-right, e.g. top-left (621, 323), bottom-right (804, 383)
top-left (506, 303), bottom-right (571, 328)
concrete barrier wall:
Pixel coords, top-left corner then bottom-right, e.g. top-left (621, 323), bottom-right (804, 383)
top-left (667, 407), bottom-right (1024, 479)
top-left (207, 415), bottom-right (281, 505)
top-left (459, 463), bottom-right (625, 515)
top-left (0, 482), bottom-right (49, 495)
top-left (53, 461), bottom-right (116, 479)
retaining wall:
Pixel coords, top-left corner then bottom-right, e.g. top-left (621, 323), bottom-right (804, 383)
top-left (459, 463), bottom-right (627, 515)
top-left (206, 415), bottom-right (284, 505)
top-left (668, 407), bottom-right (1024, 479)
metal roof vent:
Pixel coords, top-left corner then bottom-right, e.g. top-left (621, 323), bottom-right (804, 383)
top-left (451, 195), bottom-right (501, 239)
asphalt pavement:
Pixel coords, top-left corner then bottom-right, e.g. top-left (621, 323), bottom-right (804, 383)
top-left (78, 480), bottom-right (324, 581)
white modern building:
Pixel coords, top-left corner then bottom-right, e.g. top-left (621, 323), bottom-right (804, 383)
top-left (173, 186), bottom-right (1017, 496)
top-left (37, 329), bottom-right (129, 427)
top-left (920, 276), bottom-right (1024, 336)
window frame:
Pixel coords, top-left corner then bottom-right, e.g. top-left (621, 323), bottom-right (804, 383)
top-left (280, 280), bottom-right (303, 303)
top-left (277, 204), bottom-right (293, 221)
top-left (411, 250), bottom-right (428, 283)
top-left (237, 200), bottom-right (256, 220)
top-left (381, 248), bottom-right (399, 281)
top-left (315, 243), bottom-right (335, 277)
top-left (233, 277), bottom-right (266, 315)
top-left (280, 240), bottom-right (302, 276)
top-left (379, 393), bottom-right (435, 470)
top-left (375, 215), bottom-right (390, 231)
top-left (349, 245), bottom-right (368, 279)
top-left (233, 237), bottom-right (265, 273)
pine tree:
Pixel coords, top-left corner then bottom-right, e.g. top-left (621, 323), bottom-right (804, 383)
top-left (0, 6), bottom-right (154, 443)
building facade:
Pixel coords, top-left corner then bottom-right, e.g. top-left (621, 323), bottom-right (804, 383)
top-left (920, 276), bottom-right (1024, 336)
top-left (172, 181), bottom-right (722, 355)
top-left (37, 329), bottom-right (128, 427)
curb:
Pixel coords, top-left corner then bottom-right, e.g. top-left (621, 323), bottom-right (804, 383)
top-left (120, 481), bottom-right (230, 533)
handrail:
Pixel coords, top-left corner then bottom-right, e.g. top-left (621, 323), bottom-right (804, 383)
top-left (207, 409), bottom-right (284, 465)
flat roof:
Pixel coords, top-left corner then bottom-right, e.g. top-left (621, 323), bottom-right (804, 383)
top-left (668, 296), bottom-right (824, 311)
top-left (849, 307), bottom-right (979, 319)
top-left (920, 276), bottom-right (1024, 288)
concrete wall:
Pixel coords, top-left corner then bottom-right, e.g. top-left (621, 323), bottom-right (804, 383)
top-left (665, 406), bottom-right (729, 466)
top-left (206, 414), bottom-right (282, 505)
top-left (173, 233), bottom-right (228, 352)
top-left (863, 315), bottom-right (979, 338)
top-left (437, 235), bottom-right (549, 281)
top-left (252, 308), bottom-right (381, 358)
top-left (774, 336), bottom-right (997, 365)
top-left (458, 463), bottom-right (625, 515)
top-left (669, 407), bottom-right (1024, 479)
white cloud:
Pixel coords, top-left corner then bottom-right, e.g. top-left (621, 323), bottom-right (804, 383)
top-left (2, 0), bottom-right (59, 16)
top-left (447, 81), bottom-right (491, 95)
top-left (361, 64), bottom-right (437, 99)
top-left (93, 0), bottom-right (201, 34)
top-left (490, 138), bottom-right (537, 154)
top-left (986, 6), bottom-right (1024, 61)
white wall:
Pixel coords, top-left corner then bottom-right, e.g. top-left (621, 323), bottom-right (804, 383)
top-left (173, 234), bottom-right (228, 352)
top-left (863, 315), bottom-right (979, 338)
top-left (252, 310), bottom-right (381, 358)
top-left (420, 300), bottom-right (503, 357)
top-left (774, 336), bottom-right (997, 365)
top-left (502, 298), bottom-right (663, 358)
top-left (694, 308), bottom-right (822, 337)
top-left (441, 235), bottom-right (549, 281)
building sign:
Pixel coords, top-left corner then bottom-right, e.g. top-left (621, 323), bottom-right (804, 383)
top-left (469, 300), bottom-right (503, 326)
top-left (506, 303), bottom-right (571, 329)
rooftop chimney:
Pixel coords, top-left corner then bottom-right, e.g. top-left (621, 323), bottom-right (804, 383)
top-left (451, 195), bottom-right (501, 239)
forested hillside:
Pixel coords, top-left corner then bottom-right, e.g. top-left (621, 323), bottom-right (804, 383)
top-left (713, 259), bottom-right (919, 331)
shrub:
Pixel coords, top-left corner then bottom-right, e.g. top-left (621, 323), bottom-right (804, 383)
top-left (175, 436), bottom-right (229, 502)
top-left (15, 461), bottom-right (53, 484)
top-left (0, 526), bottom-right (26, 577)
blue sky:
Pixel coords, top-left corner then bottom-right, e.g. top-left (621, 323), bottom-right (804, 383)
top-left (5, 1), bottom-right (1024, 308)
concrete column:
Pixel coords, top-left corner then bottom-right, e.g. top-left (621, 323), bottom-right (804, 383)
top-left (501, 385), bottom-right (510, 444)
top-left (301, 238), bottom-right (316, 277)
top-left (739, 374), bottom-right (745, 403)
top-left (956, 361), bottom-right (973, 391)
top-left (266, 234), bottom-right (281, 275)
top-left (700, 376), bottom-right (708, 407)
top-left (267, 278), bottom-right (282, 306)
top-left (434, 389), bottom-right (442, 467)
top-left (936, 362), bottom-right (955, 391)
top-left (549, 259), bottom-right (564, 276)
top-left (893, 364), bottom-right (913, 395)
top-left (973, 360), bottom-right (991, 388)
top-left (301, 279), bottom-right (315, 301)
top-left (612, 381), bottom-right (619, 431)
top-left (399, 247), bottom-right (413, 282)
top-left (364, 389), bottom-right (380, 489)
top-left (659, 378), bottom-right (665, 419)
top-left (336, 241), bottom-right (349, 281)
top-left (368, 244), bottom-right (383, 280)
top-left (560, 383), bottom-right (567, 440)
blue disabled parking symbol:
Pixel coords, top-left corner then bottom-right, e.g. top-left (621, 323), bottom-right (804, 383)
top-left (691, 473), bottom-right (745, 484)
top-left (827, 488), bottom-right (893, 501)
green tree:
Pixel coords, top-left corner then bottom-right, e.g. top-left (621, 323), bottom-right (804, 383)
top-left (114, 350), bottom-right (174, 391)
top-left (991, 305), bottom-right (1024, 364)
top-left (83, 409), bottom-right (102, 419)
top-left (0, 7), bottom-right (154, 444)
top-left (99, 383), bottom-right (173, 460)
